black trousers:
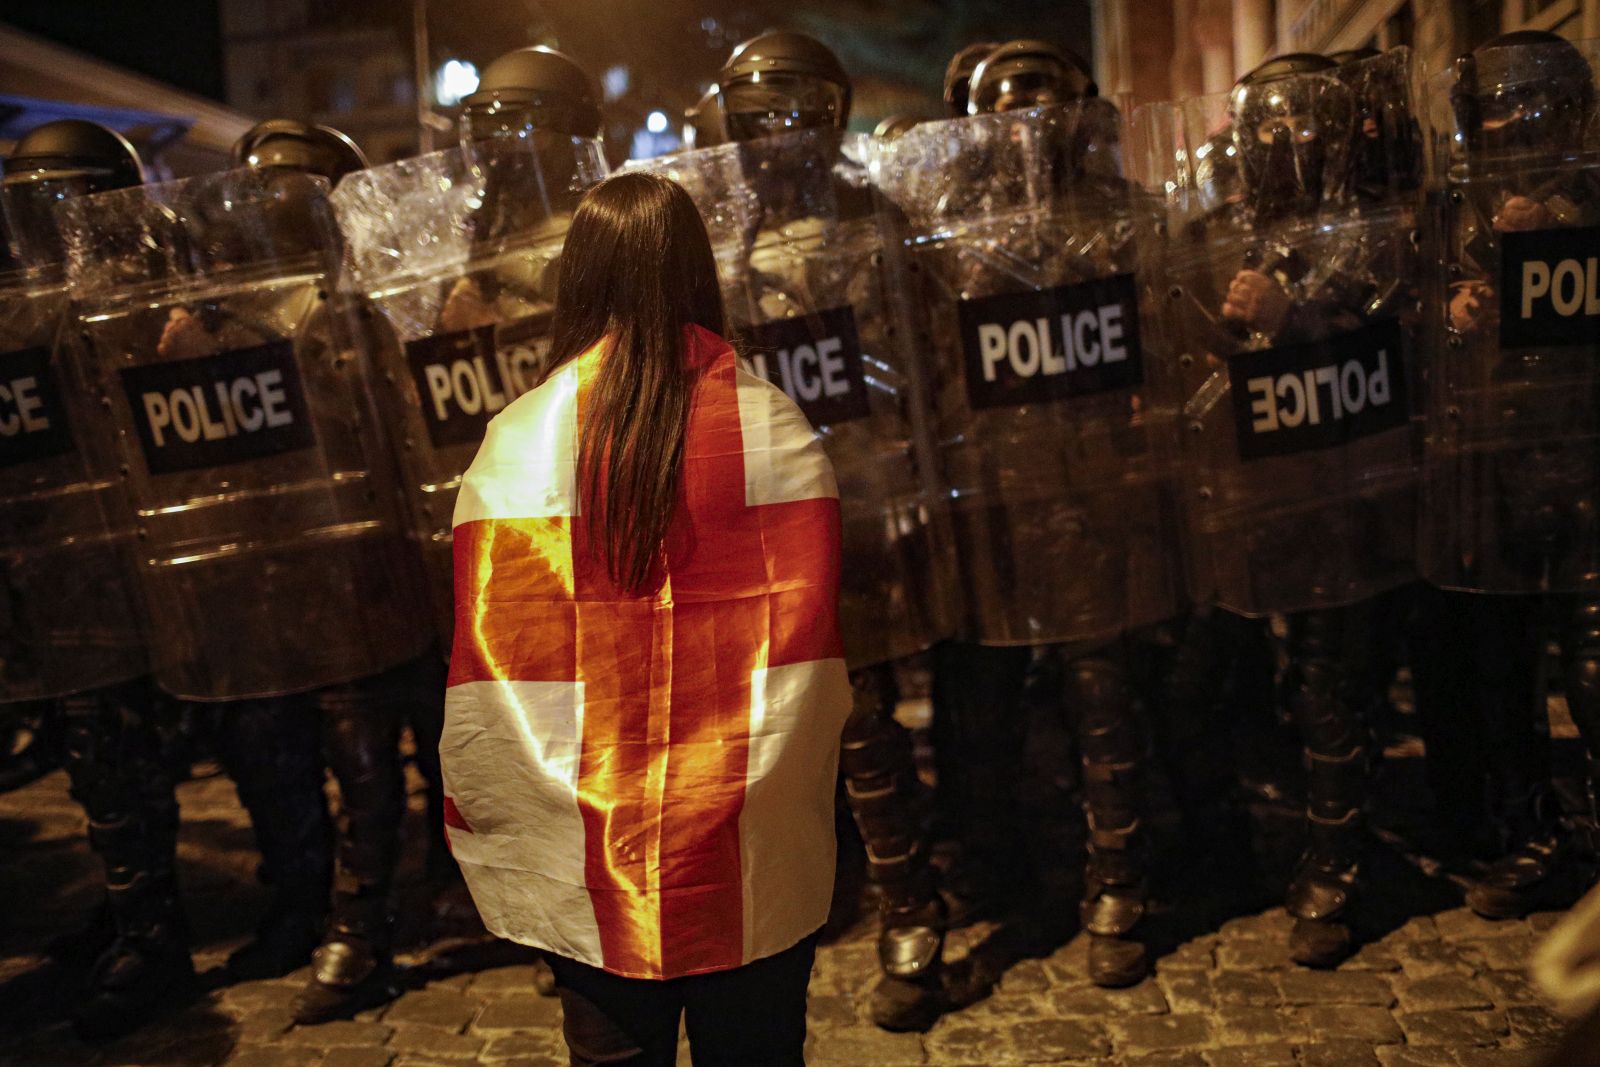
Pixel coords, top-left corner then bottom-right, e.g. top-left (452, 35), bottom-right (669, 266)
top-left (546, 932), bottom-right (819, 1067)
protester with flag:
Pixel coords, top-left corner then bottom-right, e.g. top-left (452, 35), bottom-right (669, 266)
top-left (440, 171), bottom-right (850, 1067)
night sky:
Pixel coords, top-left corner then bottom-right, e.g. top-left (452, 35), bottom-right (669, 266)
top-left (3, 0), bottom-right (1093, 152)
top-left (6, 1), bottom-right (226, 100)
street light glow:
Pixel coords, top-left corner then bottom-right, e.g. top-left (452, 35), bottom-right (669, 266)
top-left (434, 59), bottom-right (480, 107)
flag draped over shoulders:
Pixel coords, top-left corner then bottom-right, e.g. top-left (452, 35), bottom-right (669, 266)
top-left (441, 324), bottom-right (850, 980)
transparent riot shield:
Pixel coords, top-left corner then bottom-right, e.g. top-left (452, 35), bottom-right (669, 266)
top-left (0, 248), bottom-right (146, 701)
top-left (331, 135), bottom-right (608, 643)
top-left (58, 168), bottom-right (430, 701)
top-left (1137, 72), bottom-right (1421, 618)
top-left (631, 128), bottom-right (956, 668)
top-left (1419, 40), bottom-right (1600, 594)
top-left (879, 101), bottom-right (1183, 646)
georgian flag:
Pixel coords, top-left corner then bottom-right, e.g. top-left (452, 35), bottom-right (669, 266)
top-left (441, 325), bottom-right (850, 979)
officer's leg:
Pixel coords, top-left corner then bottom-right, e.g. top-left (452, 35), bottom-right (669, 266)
top-left (1284, 607), bottom-right (1371, 967)
top-left (1564, 588), bottom-right (1600, 878)
top-left (843, 663), bottom-right (944, 1032)
top-left (1159, 607), bottom-right (1243, 811)
top-left (59, 679), bottom-right (195, 1040)
top-left (211, 695), bottom-right (332, 978)
top-left (294, 677), bottom-right (405, 1024)
top-left (1409, 585), bottom-right (1494, 863)
top-left (928, 641), bottom-right (1031, 924)
top-left (391, 654), bottom-right (450, 885)
top-left (1069, 646), bottom-right (1150, 987)
top-left (1462, 595), bottom-right (1567, 917)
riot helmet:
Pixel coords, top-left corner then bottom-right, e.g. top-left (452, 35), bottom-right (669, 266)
top-left (1451, 30), bottom-right (1596, 166)
top-left (1, 120), bottom-right (144, 267)
top-left (233, 120), bottom-right (368, 185)
top-left (228, 121), bottom-right (367, 265)
top-left (459, 48), bottom-right (606, 244)
top-left (873, 115), bottom-right (922, 142)
top-left (944, 42), bottom-right (999, 117)
top-left (683, 90), bottom-right (723, 150)
top-left (967, 40), bottom-right (1096, 115)
top-left (716, 31), bottom-right (851, 143)
top-left (1328, 47), bottom-right (1420, 198)
top-left (1191, 129), bottom-right (1243, 218)
top-left (1229, 53), bottom-right (1355, 221)
top-left (460, 46), bottom-right (603, 145)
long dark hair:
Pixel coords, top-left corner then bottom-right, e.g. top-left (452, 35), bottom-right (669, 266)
top-left (545, 172), bottom-right (725, 592)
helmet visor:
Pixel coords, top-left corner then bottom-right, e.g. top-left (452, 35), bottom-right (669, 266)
top-left (0, 173), bottom-right (110, 267)
top-left (970, 58), bottom-right (1080, 114)
top-left (463, 96), bottom-right (592, 144)
top-left (720, 76), bottom-right (846, 143)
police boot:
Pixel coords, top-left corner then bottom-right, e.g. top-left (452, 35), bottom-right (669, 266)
top-left (214, 697), bottom-right (333, 979)
top-left (1083, 816), bottom-right (1150, 987)
top-left (293, 888), bottom-right (396, 1024)
top-left (61, 685), bottom-right (196, 1041)
top-left (873, 883), bottom-right (948, 1032)
top-left (1467, 781), bottom-right (1575, 919)
top-left (1285, 746), bottom-right (1366, 967)
top-left (842, 665), bottom-right (948, 1031)
top-left (1286, 813), bottom-right (1362, 967)
top-left (295, 683), bottom-right (404, 1023)
top-left (1284, 611), bottom-right (1368, 968)
top-left (1070, 652), bottom-right (1150, 987)
top-left (76, 864), bottom-right (196, 1040)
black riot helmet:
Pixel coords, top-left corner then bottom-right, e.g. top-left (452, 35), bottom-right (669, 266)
top-left (2, 120), bottom-right (144, 267)
top-left (1229, 52), bottom-right (1355, 222)
top-left (716, 31), bottom-right (851, 143)
top-left (873, 115), bottom-right (922, 142)
top-left (1192, 129), bottom-right (1242, 217)
top-left (967, 40), bottom-right (1097, 115)
top-left (3, 119), bottom-right (142, 190)
top-left (1328, 47), bottom-right (1420, 198)
top-left (1451, 30), bottom-right (1596, 166)
top-left (683, 90), bottom-right (723, 150)
top-left (233, 120), bottom-right (368, 185)
top-left (944, 42), bottom-right (999, 117)
top-left (460, 46), bottom-right (603, 144)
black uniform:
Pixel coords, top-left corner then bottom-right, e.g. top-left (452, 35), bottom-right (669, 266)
top-left (0, 121), bottom-right (192, 1041)
top-left (1416, 31), bottom-right (1600, 917)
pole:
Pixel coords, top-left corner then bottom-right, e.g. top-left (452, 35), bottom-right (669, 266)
top-left (414, 0), bottom-right (432, 154)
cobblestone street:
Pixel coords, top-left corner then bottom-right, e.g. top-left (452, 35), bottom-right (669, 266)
top-left (0, 736), bottom-right (1584, 1066)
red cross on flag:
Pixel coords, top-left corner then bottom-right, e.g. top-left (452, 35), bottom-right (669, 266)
top-left (441, 325), bottom-right (851, 979)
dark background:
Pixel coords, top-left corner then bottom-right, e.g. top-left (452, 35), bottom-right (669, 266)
top-left (4, 0), bottom-right (1094, 123)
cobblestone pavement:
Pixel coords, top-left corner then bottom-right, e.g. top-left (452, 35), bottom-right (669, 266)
top-left (0, 742), bottom-right (1584, 1066)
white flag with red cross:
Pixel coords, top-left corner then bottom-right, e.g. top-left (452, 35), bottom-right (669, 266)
top-left (441, 325), bottom-right (850, 979)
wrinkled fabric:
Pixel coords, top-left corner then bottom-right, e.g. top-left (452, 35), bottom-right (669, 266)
top-left (442, 326), bottom-right (849, 979)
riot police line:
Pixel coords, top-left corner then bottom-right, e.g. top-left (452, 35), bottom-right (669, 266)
top-left (0, 26), bottom-right (1597, 1042)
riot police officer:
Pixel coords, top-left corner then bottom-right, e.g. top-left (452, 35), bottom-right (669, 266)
top-left (231, 119), bottom-right (454, 1021)
top-left (51, 117), bottom-right (440, 1025)
top-left (330, 46), bottom-right (607, 1001)
top-left (965, 39), bottom-right (1171, 990)
top-left (710, 32), bottom-right (966, 1030)
top-left (1173, 52), bottom-right (1422, 966)
top-left (1420, 30), bottom-right (1600, 919)
top-left (0, 120), bottom-right (184, 1039)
